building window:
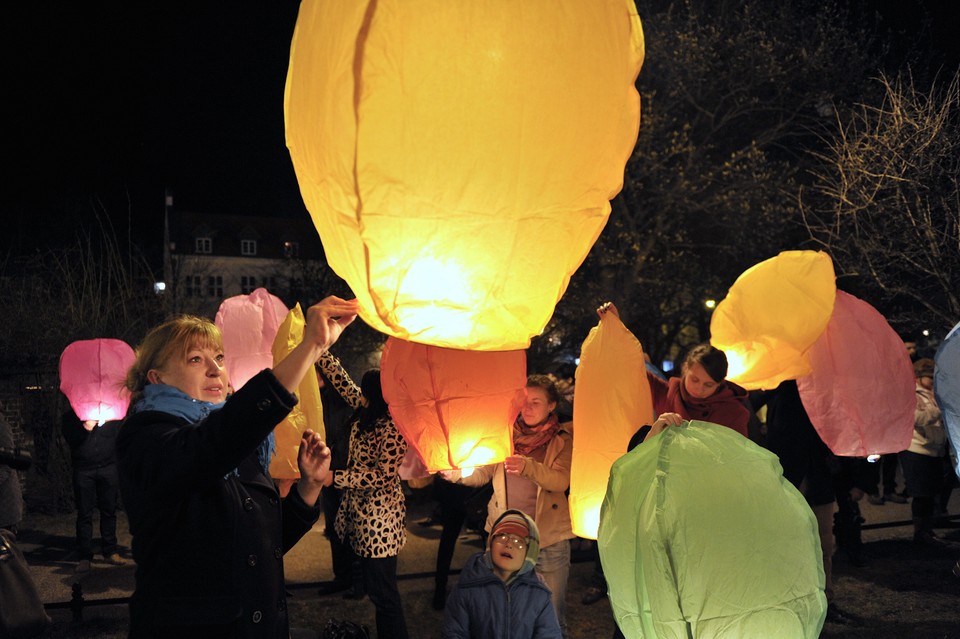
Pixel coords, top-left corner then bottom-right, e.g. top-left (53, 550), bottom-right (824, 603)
top-left (241, 275), bottom-right (257, 294)
top-left (262, 276), bottom-right (277, 292)
top-left (185, 275), bottom-right (202, 297)
top-left (207, 275), bottom-right (223, 298)
top-left (241, 239), bottom-right (257, 256)
top-left (283, 241), bottom-right (299, 258)
top-left (195, 237), bottom-right (212, 254)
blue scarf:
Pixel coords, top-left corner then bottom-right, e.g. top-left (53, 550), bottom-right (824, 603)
top-left (132, 384), bottom-right (275, 476)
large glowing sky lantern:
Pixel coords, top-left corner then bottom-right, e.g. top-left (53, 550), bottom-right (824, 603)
top-left (935, 321), bottom-right (960, 480)
top-left (214, 288), bottom-right (289, 391)
top-left (59, 339), bottom-right (136, 423)
top-left (599, 422), bottom-right (826, 639)
top-left (381, 337), bottom-right (525, 472)
top-left (569, 311), bottom-right (652, 539)
top-left (797, 291), bottom-right (916, 457)
top-left (710, 251), bottom-right (836, 390)
top-left (270, 304), bottom-right (325, 480)
top-left (285, 0), bottom-right (645, 351)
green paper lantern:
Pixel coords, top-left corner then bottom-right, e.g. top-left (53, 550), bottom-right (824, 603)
top-left (598, 421), bottom-right (826, 638)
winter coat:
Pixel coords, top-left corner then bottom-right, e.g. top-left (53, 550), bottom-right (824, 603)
top-left (61, 411), bottom-right (119, 470)
top-left (318, 352), bottom-right (408, 558)
top-left (648, 373), bottom-right (750, 437)
top-left (117, 371), bottom-right (320, 639)
top-left (910, 384), bottom-right (947, 457)
top-left (441, 552), bottom-right (561, 639)
top-left (460, 424), bottom-right (574, 550)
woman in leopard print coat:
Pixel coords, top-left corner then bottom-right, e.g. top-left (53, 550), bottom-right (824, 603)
top-left (319, 351), bottom-right (409, 639)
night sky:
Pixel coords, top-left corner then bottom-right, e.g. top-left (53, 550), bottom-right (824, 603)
top-left (5, 1), bottom-right (957, 255)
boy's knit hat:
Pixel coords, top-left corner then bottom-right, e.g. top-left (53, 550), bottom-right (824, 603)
top-left (491, 511), bottom-right (530, 540)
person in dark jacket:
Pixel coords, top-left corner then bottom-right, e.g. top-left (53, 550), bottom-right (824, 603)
top-left (442, 509), bottom-right (561, 639)
top-left (117, 296), bottom-right (358, 639)
top-left (61, 410), bottom-right (124, 572)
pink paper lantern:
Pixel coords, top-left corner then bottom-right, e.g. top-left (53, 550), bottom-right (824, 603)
top-left (59, 339), bottom-right (136, 423)
top-left (215, 288), bottom-right (289, 391)
top-left (797, 291), bottom-right (915, 456)
top-left (380, 337), bottom-right (525, 473)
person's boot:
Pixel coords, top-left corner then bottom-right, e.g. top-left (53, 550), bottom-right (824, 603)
top-left (913, 517), bottom-right (946, 547)
top-left (834, 497), bottom-right (865, 566)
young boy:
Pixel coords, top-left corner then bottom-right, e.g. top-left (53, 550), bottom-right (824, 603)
top-left (441, 509), bottom-right (562, 639)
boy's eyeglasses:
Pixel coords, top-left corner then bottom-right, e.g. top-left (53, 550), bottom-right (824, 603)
top-left (492, 533), bottom-right (527, 549)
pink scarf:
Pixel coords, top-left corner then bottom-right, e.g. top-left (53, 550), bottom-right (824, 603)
top-left (513, 412), bottom-right (560, 456)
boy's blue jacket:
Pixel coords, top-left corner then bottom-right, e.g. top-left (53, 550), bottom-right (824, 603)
top-left (441, 551), bottom-right (562, 639)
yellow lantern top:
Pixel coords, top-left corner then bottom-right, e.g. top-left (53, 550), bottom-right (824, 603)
top-left (710, 250), bottom-right (836, 390)
top-left (285, 0), bottom-right (644, 350)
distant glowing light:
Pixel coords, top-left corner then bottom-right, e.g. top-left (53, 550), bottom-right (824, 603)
top-left (704, 299), bottom-right (717, 309)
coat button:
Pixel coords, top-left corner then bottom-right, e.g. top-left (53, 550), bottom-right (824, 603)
top-left (247, 554), bottom-right (258, 567)
top-left (277, 598), bottom-right (286, 612)
top-left (269, 497), bottom-right (278, 506)
top-left (256, 399), bottom-right (272, 411)
top-left (243, 497), bottom-right (254, 511)
top-left (252, 610), bottom-right (262, 624)
top-left (551, 503), bottom-right (558, 509)
top-left (274, 547), bottom-right (282, 559)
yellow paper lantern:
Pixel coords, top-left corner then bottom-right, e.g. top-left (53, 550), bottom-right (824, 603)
top-left (569, 313), bottom-right (652, 539)
top-left (285, 0), bottom-right (645, 350)
top-left (269, 304), bottom-right (325, 479)
top-left (710, 251), bottom-right (836, 390)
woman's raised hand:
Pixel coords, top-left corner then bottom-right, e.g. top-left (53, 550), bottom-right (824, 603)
top-left (306, 296), bottom-right (359, 352)
top-left (596, 301), bottom-right (620, 319)
top-left (295, 429), bottom-right (332, 506)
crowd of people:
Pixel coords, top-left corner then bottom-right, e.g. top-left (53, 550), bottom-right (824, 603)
top-left (1, 295), bottom-right (957, 638)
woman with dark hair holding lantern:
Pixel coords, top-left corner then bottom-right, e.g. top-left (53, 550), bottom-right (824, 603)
top-left (117, 296), bottom-right (357, 639)
top-left (316, 352), bottom-right (410, 639)
top-left (597, 302), bottom-right (751, 437)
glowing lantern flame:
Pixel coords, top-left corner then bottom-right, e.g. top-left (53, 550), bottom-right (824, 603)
top-left (284, 0), bottom-right (645, 350)
top-left (380, 338), bottom-right (524, 472)
top-left (59, 339), bottom-right (136, 423)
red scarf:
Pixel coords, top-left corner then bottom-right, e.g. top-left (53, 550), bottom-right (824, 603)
top-left (513, 412), bottom-right (560, 456)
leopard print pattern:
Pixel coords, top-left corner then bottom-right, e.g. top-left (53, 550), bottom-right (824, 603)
top-left (318, 352), bottom-right (407, 558)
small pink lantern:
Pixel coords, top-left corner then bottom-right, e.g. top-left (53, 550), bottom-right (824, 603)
top-left (59, 338), bottom-right (136, 423)
top-left (381, 337), bottom-right (525, 473)
top-left (215, 288), bottom-right (289, 391)
top-left (797, 291), bottom-right (915, 456)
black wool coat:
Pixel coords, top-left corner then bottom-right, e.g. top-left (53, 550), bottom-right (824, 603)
top-left (117, 371), bottom-right (320, 639)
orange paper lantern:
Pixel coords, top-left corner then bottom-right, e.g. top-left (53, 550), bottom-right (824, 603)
top-left (380, 337), bottom-right (525, 472)
top-left (59, 339), bottom-right (135, 423)
top-left (570, 313), bottom-right (652, 539)
top-left (285, 0), bottom-right (645, 350)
